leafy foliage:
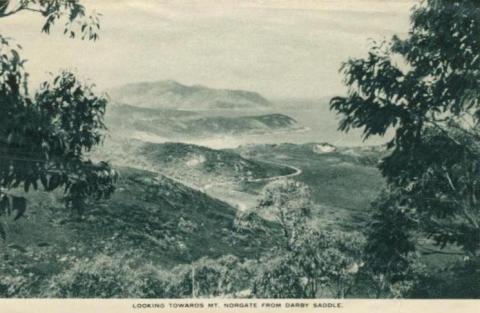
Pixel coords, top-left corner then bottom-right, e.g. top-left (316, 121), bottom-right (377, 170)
top-left (0, 1), bottom-right (116, 238)
top-left (256, 179), bottom-right (312, 250)
top-left (36, 252), bottom-right (256, 298)
top-left (252, 230), bottom-right (365, 299)
top-left (291, 229), bottom-right (366, 298)
top-left (419, 258), bottom-right (480, 298)
top-left (188, 255), bottom-right (255, 297)
top-left (45, 254), bottom-right (143, 298)
top-left (247, 179), bottom-right (366, 298)
top-left (363, 189), bottom-right (418, 280)
top-left (330, 0), bottom-right (480, 297)
top-left (0, 0), bottom-right (101, 40)
top-left (253, 255), bottom-right (305, 298)
top-left (233, 209), bottom-right (267, 235)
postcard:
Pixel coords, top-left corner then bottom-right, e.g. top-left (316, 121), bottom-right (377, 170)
top-left (0, 0), bottom-right (478, 312)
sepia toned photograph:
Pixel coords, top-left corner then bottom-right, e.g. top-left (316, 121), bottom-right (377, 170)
top-left (0, 0), bottom-right (479, 302)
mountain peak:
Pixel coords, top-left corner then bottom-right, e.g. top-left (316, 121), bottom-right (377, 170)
top-left (107, 80), bottom-right (271, 110)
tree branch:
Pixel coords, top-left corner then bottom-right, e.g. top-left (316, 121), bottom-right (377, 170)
top-left (426, 119), bottom-right (478, 157)
top-left (23, 7), bottom-right (46, 14)
top-left (0, 4), bottom-right (47, 19)
top-left (442, 166), bottom-right (457, 192)
top-left (0, 6), bottom-right (25, 18)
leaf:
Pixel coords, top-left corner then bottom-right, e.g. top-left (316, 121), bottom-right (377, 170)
top-left (48, 175), bottom-right (61, 191)
top-left (40, 175), bottom-right (48, 190)
top-left (0, 195), bottom-right (9, 216)
top-left (42, 23), bottom-right (51, 34)
top-left (24, 180), bottom-right (31, 193)
top-left (11, 179), bottom-right (21, 188)
top-left (12, 196), bottom-right (27, 221)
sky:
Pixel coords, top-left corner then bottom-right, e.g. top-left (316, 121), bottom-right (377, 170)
top-left (0, 0), bottom-right (415, 99)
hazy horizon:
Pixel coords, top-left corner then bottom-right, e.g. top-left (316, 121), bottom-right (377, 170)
top-left (1, 0), bottom-right (415, 99)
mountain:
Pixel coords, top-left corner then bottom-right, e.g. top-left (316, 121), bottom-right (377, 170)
top-left (95, 140), bottom-right (295, 188)
top-left (107, 80), bottom-right (271, 110)
top-left (173, 113), bottom-right (298, 136)
top-left (106, 104), bottom-right (300, 139)
top-left (138, 141), bottom-right (295, 186)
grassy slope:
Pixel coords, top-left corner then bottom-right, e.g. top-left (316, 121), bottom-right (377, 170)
top-left (235, 143), bottom-right (385, 229)
top-left (138, 142), bottom-right (295, 186)
top-left (0, 167), bottom-right (275, 269)
top-left (4, 142), bottom-right (383, 262)
top-left (234, 143), bottom-right (464, 274)
top-left (95, 139), bottom-right (296, 187)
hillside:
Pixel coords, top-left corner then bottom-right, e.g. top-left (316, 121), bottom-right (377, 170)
top-left (174, 113), bottom-right (298, 136)
top-left (106, 104), bottom-right (300, 139)
top-left (235, 143), bottom-right (386, 229)
top-left (107, 80), bottom-right (271, 110)
top-left (141, 142), bottom-right (296, 186)
top-left (95, 140), bottom-right (296, 188)
top-left (0, 167), bottom-right (275, 272)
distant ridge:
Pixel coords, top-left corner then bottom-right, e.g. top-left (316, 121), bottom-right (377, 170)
top-left (107, 80), bottom-right (271, 110)
top-left (106, 103), bottom-right (300, 138)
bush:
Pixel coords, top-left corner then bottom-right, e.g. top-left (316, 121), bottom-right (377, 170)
top-left (217, 256), bottom-right (257, 296)
top-left (44, 254), bottom-right (143, 298)
top-left (1, 250), bottom-right (263, 298)
top-left (0, 245), bottom-right (67, 298)
top-left (166, 255), bottom-right (256, 298)
top-left (410, 259), bottom-right (480, 299)
top-left (136, 264), bottom-right (174, 298)
top-left (253, 255), bottom-right (305, 298)
top-left (0, 275), bottom-right (31, 298)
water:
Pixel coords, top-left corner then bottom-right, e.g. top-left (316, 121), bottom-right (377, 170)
top-left (128, 99), bottom-right (393, 150)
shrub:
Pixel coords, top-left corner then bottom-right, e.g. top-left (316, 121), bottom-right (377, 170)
top-left (0, 275), bottom-right (30, 298)
top-left (161, 255), bottom-right (258, 298)
top-left (252, 255), bottom-right (305, 298)
top-left (136, 264), bottom-right (174, 298)
top-left (44, 254), bottom-right (143, 298)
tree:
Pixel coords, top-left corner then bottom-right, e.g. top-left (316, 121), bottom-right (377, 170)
top-left (256, 179), bottom-right (312, 250)
top-left (233, 209), bottom-right (267, 235)
top-left (291, 229), bottom-right (365, 298)
top-left (188, 255), bottom-right (249, 297)
top-left (252, 254), bottom-right (306, 298)
top-left (360, 190), bottom-right (429, 298)
top-left (330, 0), bottom-right (480, 295)
top-left (252, 229), bottom-right (365, 299)
top-left (0, 0), bottom-right (101, 40)
top-left (250, 179), bottom-right (365, 298)
top-left (0, 0), bottom-right (117, 239)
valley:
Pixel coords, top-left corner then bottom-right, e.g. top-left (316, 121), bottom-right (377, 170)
top-left (99, 81), bottom-right (387, 228)
top-left (0, 80), bottom-right (389, 297)
top-left (1, 0), bottom-right (476, 299)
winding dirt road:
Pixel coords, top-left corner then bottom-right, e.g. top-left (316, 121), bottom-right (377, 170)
top-left (203, 161), bottom-right (301, 190)
top-left (200, 160), bottom-right (303, 211)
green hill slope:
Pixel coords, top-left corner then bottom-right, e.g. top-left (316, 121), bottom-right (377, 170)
top-left (235, 143), bottom-right (386, 229)
top-left (0, 167), bottom-right (273, 271)
top-left (96, 140), bottom-right (296, 188)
